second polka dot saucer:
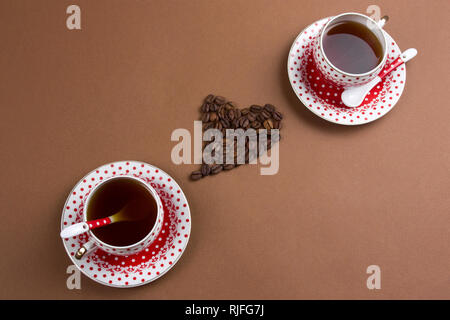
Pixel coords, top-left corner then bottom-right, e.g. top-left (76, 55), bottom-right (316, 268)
top-left (287, 17), bottom-right (407, 125)
top-left (61, 161), bottom-right (191, 288)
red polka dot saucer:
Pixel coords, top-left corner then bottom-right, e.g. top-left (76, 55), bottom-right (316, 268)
top-left (287, 17), bottom-right (407, 125)
top-left (61, 161), bottom-right (191, 288)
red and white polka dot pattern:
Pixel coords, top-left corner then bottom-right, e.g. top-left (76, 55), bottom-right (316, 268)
top-left (288, 18), bottom-right (406, 125)
top-left (61, 161), bottom-right (191, 288)
top-left (88, 217), bottom-right (112, 230)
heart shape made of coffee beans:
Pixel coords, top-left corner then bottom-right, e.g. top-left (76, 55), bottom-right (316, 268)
top-left (190, 94), bottom-right (283, 180)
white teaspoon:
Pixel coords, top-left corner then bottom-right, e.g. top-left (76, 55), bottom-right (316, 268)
top-left (341, 48), bottom-right (418, 108)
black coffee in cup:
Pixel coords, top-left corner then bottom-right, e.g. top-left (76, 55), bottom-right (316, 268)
top-left (86, 177), bottom-right (157, 246)
top-left (322, 20), bottom-right (384, 74)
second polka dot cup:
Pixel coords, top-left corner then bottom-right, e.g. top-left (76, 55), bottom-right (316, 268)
top-left (72, 176), bottom-right (164, 259)
top-left (312, 12), bottom-right (389, 88)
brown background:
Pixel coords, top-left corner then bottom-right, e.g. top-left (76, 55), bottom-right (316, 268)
top-left (0, 0), bottom-right (448, 299)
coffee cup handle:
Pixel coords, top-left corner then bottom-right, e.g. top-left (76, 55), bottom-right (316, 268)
top-left (75, 239), bottom-right (97, 260)
top-left (377, 15), bottom-right (389, 28)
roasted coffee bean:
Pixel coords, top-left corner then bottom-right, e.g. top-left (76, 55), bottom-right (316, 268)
top-left (202, 113), bottom-right (210, 123)
top-left (201, 103), bottom-right (210, 113)
top-left (237, 117), bottom-right (244, 127)
top-left (205, 94), bottom-right (215, 103)
top-left (241, 108), bottom-right (250, 115)
top-left (190, 171), bottom-right (203, 180)
top-left (251, 121), bottom-right (261, 129)
top-left (201, 164), bottom-right (211, 176)
top-left (263, 104), bottom-right (275, 113)
top-left (224, 103), bottom-right (234, 111)
top-left (273, 111), bottom-right (283, 121)
top-left (228, 109), bottom-right (235, 120)
top-left (256, 114), bottom-right (265, 123)
top-left (209, 112), bottom-right (218, 122)
top-left (238, 117), bottom-right (249, 128)
top-left (250, 105), bottom-right (262, 113)
top-left (235, 109), bottom-right (241, 119)
top-left (261, 110), bottom-right (271, 119)
top-left (223, 164), bottom-right (235, 170)
top-left (203, 122), bottom-right (215, 130)
top-left (228, 101), bottom-right (238, 109)
top-left (211, 164), bottom-right (223, 174)
top-left (218, 106), bottom-right (226, 119)
top-left (210, 103), bottom-right (219, 112)
top-left (263, 119), bottom-right (273, 130)
top-left (247, 112), bottom-right (256, 122)
top-left (214, 96), bottom-right (226, 105)
top-left (220, 118), bottom-right (230, 128)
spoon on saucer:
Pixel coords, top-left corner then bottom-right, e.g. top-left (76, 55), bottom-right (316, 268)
top-left (341, 48), bottom-right (418, 108)
top-left (60, 199), bottom-right (149, 238)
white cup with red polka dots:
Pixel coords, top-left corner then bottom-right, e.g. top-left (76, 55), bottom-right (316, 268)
top-left (72, 176), bottom-right (164, 259)
top-left (313, 12), bottom-right (389, 88)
